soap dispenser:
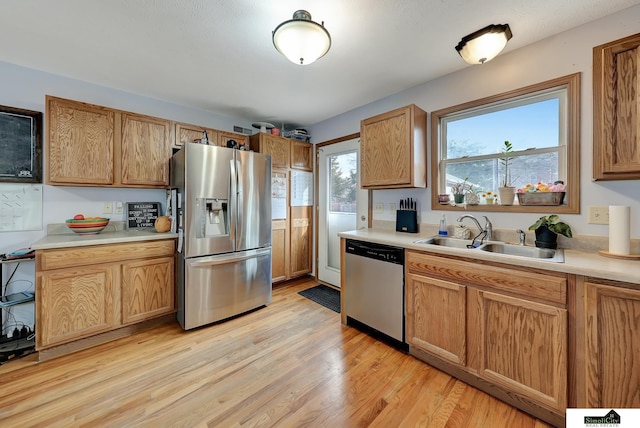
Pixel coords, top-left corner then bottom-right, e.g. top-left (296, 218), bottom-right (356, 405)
top-left (439, 215), bottom-right (448, 236)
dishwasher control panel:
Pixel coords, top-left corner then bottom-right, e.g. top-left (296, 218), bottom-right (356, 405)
top-left (345, 239), bottom-right (404, 265)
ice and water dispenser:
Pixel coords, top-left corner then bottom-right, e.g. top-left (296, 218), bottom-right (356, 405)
top-left (197, 198), bottom-right (228, 237)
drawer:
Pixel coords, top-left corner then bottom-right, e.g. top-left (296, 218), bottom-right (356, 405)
top-left (37, 239), bottom-right (176, 271)
top-left (406, 251), bottom-right (567, 305)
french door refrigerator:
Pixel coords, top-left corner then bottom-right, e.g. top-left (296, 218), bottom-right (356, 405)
top-left (171, 143), bottom-right (272, 330)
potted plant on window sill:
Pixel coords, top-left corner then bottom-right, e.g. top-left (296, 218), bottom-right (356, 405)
top-left (498, 140), bottom-right (516, 205)
top-left (451, 177), bottom-right (469, 204)
top-left (528, 214), bottom-right (573, 249)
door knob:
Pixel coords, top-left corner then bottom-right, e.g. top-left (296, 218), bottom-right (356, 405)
top-left (361, 215), bottom-right (366, 221)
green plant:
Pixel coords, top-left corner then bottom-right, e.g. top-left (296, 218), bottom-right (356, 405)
top-left (528, 214), bottom-right (573, 238)
top-left (451, 177), bottom-right (469, 194)
top-left (500, 140), bottom-right (514, 187)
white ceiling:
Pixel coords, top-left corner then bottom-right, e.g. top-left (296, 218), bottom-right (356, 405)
top-left (1, 1), bottom-right (639, 127)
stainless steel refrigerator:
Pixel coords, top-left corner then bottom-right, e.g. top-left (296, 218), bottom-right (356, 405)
top-left (171, 143), bottom-right (272, 330)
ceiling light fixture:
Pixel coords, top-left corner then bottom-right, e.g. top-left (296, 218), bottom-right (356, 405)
top-left (272, 10), bottom-right (331, 65)
top-left (455, 24), bottom-right (512, 65)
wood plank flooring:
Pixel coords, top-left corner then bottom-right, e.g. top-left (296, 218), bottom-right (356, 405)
top-left (0, 278), bottom-right (552, 427)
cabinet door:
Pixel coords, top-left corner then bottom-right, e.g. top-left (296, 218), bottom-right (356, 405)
top-left (593, 33), bottom-right (640, 180)
top-left (290, 140), bottom-right (313, 171)
top-left (254, 134), bottom-right (290, 168)
top-left (470, 288), bottom-right (567, 410)
top-left (271, 219), bottom-right (288, 283)
top-left (290, 206), bottom-right (312, 278)
top-left (361, 106), bottom-right (411, 188)
top-left (584, 281), bottom-right (640, 408)
top-left (46, 96), bottom-right (115, 185)
top-left (121, 256), bottom-right (175, 325)
top-left (36, 265), bottom-right (116, 349)
top-left (121, 113), bottom-right (172, 186)
top-left (175, 122), bottom-right (218, 147)
top-left (406, 272), bottom-right (466, 365)
top-left (218, 131), bottom-right (249, 150)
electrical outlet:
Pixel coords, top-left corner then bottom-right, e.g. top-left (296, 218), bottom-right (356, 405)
top-left (588, 206), bottom-right (609, 224)
top-left (374, 203), bottom-right (384, 213)
top-left (103, 202), bottom-right (113, 214)
top-left (115, 201), bottom-right (124, 214)
top-left (388, 203), bottom-right (396, 213)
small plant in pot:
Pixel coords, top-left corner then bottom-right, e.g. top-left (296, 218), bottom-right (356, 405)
top-left (498, 140), bottom-right (516, 205)
top-left (528, 214), bottom-right (573, 249)
top-left (451, 177), bottom-right (469, 204)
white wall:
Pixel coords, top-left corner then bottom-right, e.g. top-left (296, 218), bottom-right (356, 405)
top-left (309, 4), bottom-right (640, 239)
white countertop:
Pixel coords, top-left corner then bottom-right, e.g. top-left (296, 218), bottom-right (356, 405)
top-left (339, 228), bottom-right (640, 285)
top-left (32, 222), bottom-right (178, 250)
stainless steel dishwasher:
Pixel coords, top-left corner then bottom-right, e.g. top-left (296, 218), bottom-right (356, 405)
top-left (344, 239), bottom-right (407, 350)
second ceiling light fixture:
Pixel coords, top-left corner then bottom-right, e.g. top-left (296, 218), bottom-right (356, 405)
top-left (456, 24), bottom-right (513, 65)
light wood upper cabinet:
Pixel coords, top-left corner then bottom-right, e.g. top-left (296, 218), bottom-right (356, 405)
top-left (46, 95), bottom-right (173, 188)
top-left (593, 32), bottom-right (640, 180)
top-left (46, 96), bottom-right (115, 185)
top-left (290, 140), bottom-right (313, 171)
top-left (121, 113), bottom-right (172, 186)
top-left (218, 131), bottom-right (249, 150)
top-left (251, 133), bottom-right (291, 168)
top-left (360, 104), bottom-right (427, 189)
top-left (174, 122), bottom-right (219, 147)
top-left (580, 278), bottom-right (640, 408)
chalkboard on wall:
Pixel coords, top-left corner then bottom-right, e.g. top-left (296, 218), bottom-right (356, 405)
top-left (0, 105), bottom-right (42, 183)
top-left (126, 202), bottom-right (162, 230)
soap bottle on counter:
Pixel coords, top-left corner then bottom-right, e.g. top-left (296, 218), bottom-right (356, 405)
top-left (438, 215), bottom-right (448, 236)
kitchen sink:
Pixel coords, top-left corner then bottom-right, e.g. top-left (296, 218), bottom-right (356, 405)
top-left (477, 242), bottom-right (564, 262)
top-left (413, 236), bottom-right (564, 262)
top-left (413, 237), bottom-right (475, 249)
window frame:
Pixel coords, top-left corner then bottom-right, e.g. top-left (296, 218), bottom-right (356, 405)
top-left (430, 73), bottom-right (580, 214)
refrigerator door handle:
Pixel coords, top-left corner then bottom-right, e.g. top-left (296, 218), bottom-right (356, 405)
top-left (189, 248), bottom-right (271, 267)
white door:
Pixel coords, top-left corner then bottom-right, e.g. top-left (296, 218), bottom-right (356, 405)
top-left (318, 138), bottom-right (368, 287)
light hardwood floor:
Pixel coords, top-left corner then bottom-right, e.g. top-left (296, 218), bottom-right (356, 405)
top-left (0, 278), bottom-right (552, 427)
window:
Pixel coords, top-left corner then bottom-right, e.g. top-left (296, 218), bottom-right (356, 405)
top-left (430, 73), bottom-right (580, 213)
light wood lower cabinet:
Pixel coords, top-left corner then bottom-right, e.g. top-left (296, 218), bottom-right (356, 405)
top-left (468, 288), bottom-right (567, 411)
top-left (271, 219), bottom-right (288, 283)
top-left (37, 265), bottom-right (117, 348)
top-left (579, 277), bottom-right (640, 408)
top-left (406, 250), bottom-right (568, 425)
top-left (406, 272), bottom-right (466, 365)
top-left (36, 240), bottom-right (176, 350)
top-left (121, 256), bottom-right (175, 325)
top-left (290, 207), bottom-right (312, 278)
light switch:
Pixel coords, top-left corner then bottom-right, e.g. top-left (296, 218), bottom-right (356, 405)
top-left (103, 202), bottom-right (113, 214)
top-left (115, 201), bottom-right (124, 214)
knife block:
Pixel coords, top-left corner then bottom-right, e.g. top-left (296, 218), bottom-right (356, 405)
top-left (396, 210), bottom-right (418, 233)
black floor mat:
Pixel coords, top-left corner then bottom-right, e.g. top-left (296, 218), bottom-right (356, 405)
top-left (298, 284), bottom-right (340, 313)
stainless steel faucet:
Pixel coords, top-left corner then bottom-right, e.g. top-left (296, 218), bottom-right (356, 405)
top-left (516, 229), bottom-right (526, 245)
top-left (457, 214), bottom-right (493, 245)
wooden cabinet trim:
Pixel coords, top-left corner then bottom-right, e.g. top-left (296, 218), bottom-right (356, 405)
top-left (406, 251), bottom-right (567, 305)
top-left (38, 240), bottom-right (175, 271)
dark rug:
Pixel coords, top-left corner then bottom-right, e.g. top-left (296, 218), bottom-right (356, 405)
top-left (298, 284), bottom-right (340, 313)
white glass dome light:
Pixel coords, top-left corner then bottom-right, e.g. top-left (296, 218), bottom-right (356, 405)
top-left (272, 10), bottom-right (331, 65)
top-left (456, 24), bottom-right (512, 65)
